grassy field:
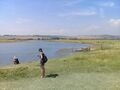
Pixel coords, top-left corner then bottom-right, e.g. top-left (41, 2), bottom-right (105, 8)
top-left (0, 39), bottom-right (26, 42)
top-left (0, 39), bottom-right (17, 42)
top-left (0, 40), bottom-right (120, 90)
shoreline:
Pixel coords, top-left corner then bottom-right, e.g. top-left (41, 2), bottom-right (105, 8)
top-left (0, 40), bottom-right (92, 67)
top-left (0, 40), bottom-right (120, 84)
top-left (0, 39), bottom-right (119, 67)
top-left (0, 39), bottom-right (31, 43)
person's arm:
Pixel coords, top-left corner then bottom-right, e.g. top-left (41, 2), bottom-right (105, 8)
top-left (40, 53), bottom-right (43, 60)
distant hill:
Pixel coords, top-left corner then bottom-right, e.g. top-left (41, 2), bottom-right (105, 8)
top-left (0, 35), bottom-right (120, 40)
top-left (77, 35), bottom-right (120, 40)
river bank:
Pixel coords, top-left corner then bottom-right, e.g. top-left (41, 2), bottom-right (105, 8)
top-left (0, 40), bottom-right (120, 90)
top-left (0, 40), bottom-right (90, 65)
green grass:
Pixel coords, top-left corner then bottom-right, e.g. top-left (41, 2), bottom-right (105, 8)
top-left (0, 39), bottom-right (27, 42)
top-left (1, 73), bottom-right (120, 90)
top-left (0, 39), bottom-right (24, 43)
top-left (0, 40), bottom-right (120, 90)
top-left (0, 39), bottom-right (17, 42)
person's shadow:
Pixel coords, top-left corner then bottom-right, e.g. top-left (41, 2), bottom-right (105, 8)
top-left (46, 74), bottom-right (59, 78)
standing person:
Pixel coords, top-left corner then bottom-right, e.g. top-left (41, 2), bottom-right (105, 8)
top-left (13, 56), bottom-right (20, 65)
top-left (38, 48), bottom-right (48, 78)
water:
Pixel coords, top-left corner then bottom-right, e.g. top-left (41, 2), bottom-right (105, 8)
top-left (0, 40), bottom-right (90, 65)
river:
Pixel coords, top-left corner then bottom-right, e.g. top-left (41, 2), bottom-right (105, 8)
top-left (0, 40), bottom-right (90, 65)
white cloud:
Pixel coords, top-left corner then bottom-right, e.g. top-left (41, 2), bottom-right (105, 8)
top-left (15, 18), bottom-right (32, 24)
top-left (64, 0), bottom-right (83, 6)
top-left (97, 1), bottom-right (116, 18)
top-left (109, 19), bottom-right (120, 26)
top-left (49, 29), bottom-right (67, 35)
top-left (59, 11), bottom-right (97, 17)
top-left (99, 1), bottom-right (115, 7)
top-left (99, 8), bottom-right (105, 18)
top-left (85, 25), bottom-right (100, 30)
top-left (82, 19), bottom-right (120, 35)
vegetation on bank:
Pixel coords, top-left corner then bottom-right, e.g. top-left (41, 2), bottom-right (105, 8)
top-left (0, 40), bottom-right (120, 80)
top-left (0, 40), bottom-right (120, 90)
top-left (0, 39), bottom-right (17, 42)
top-left (0, 39), bottom-right (27, 42)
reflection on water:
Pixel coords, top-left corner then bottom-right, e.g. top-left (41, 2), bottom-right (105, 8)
top-left (0, 40), bottom-right (90, 65)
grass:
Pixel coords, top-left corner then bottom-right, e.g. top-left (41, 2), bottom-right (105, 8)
top-left (0, 39), bottom-right (17, 42)
top-left (0, 39), bottom-right (25, 43)
top-left (1, 73), bottom-right (120, 90)
top-left (0, 40), bottom-right (120, 90)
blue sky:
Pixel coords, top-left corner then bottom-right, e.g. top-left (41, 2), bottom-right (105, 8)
top-left (0, 0), bottom-right (120, 35)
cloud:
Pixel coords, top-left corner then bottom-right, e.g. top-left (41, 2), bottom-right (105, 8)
top-left (48, 29), bottom-right (67, 35)
top-left (15, 18), bottom-right (32, 24)
top-left (99, 1), bottom-right (115, 7)
top-left (82, 18), bottom-right (120, 35)
top-left (64, 0), bottom-right (84, 6)
top-left (109, 19), bottom-right (120, 26)
top-left (97, 1), bottom-right (116, 18)
top-left (59, 11), bottom-right (97, 17)
top-left (85, 25), bottom-right (100, 30)
top-left (99, 8), bottom-right (105, 18)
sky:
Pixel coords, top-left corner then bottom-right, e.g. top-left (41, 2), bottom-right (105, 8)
top-left (0, 0), bottom-right (120, 35)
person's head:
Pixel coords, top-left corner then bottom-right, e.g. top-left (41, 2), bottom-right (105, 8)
top-left (39, 48), bottom-right (43, 52)
top-left (13, 56), bottom-right (17, 59)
